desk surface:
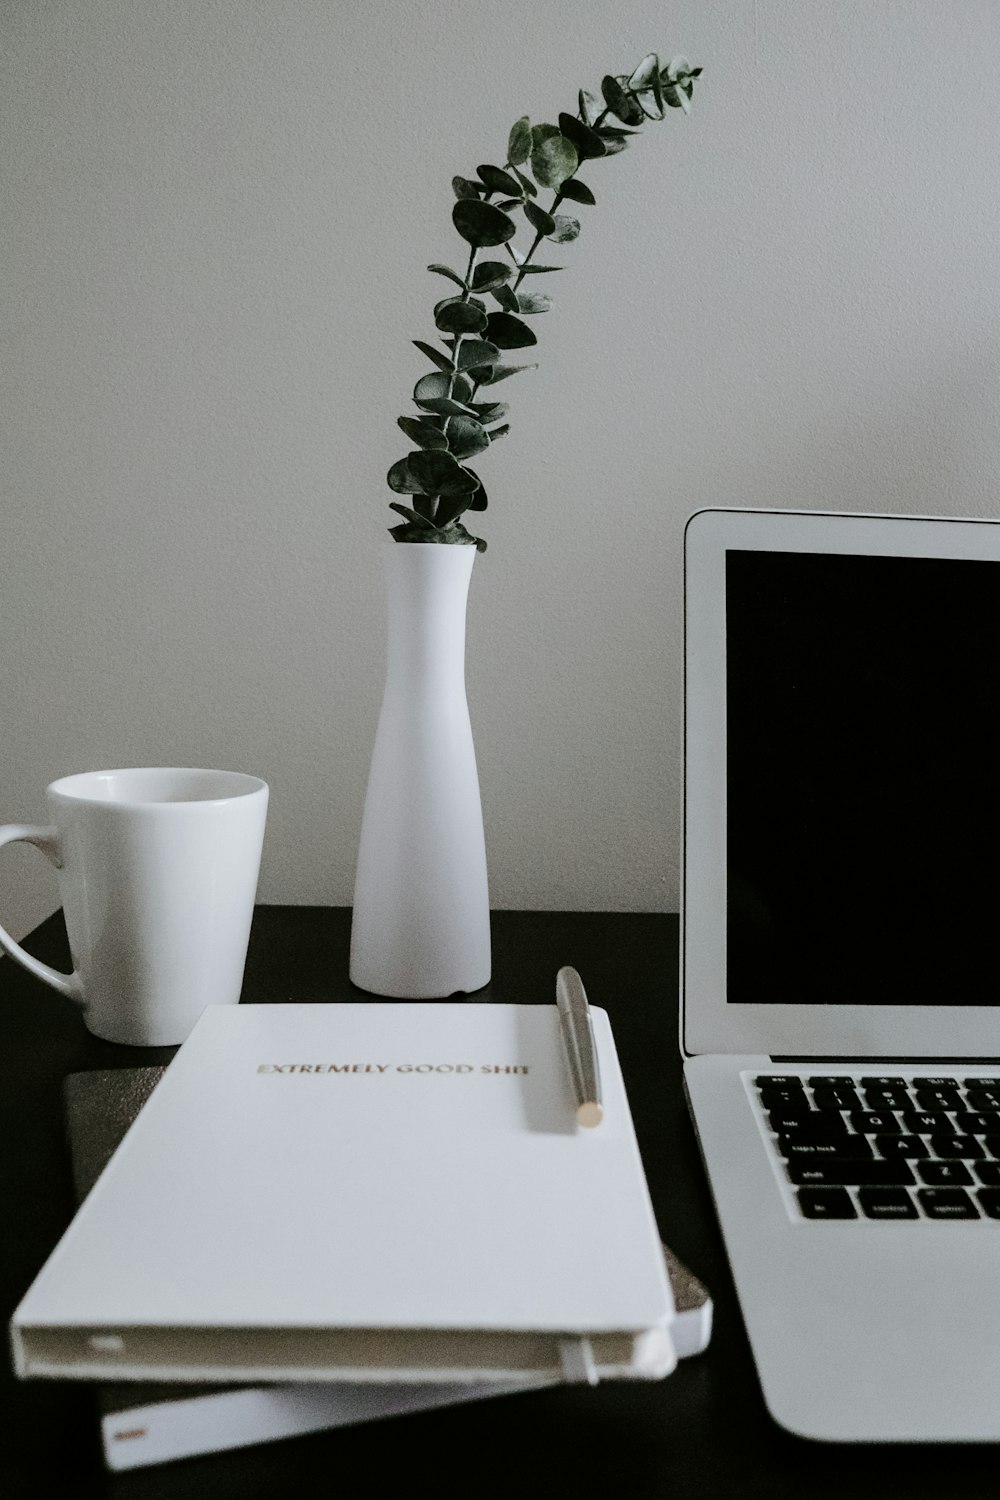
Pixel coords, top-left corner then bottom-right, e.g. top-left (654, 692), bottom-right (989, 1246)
top-left (1, 908), bottom-right (994, 1498)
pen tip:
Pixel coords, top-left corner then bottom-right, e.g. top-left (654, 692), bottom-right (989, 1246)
top-left (577, 1101), bottom-right (604, 1129)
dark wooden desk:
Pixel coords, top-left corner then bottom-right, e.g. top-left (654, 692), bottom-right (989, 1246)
top-left (1, 909), bottom-right (994, 1498)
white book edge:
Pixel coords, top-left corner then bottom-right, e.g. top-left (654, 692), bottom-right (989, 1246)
top-left (98, 1300), bottom-right (710, 1471)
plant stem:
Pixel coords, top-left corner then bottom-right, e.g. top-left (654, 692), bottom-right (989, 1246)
top-left (510, 187), bottom-right (565, 293)
top-left (443, 242), bottom-right (479, 407)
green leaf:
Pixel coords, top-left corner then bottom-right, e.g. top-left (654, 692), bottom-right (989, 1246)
top-left (479, 361), bottom-right (537, 385)
top-left (578, 88), bottom-right (600, 126)
top-left (628, 53), bottom-right (660, 91)
top-left (557, 112), bottom-right (606, 161)
top-left (434, 297), bottom-right (489, 334)
top-left (463, 472), bottom-right (488, 511)
top-left (427, 263), bottom-right (466, 289)
top-left (495, 197), bottom-right (521, 211)
top-left (523, 199), bottom-right (556, 237)
top-left (660, 58), bottom-right (695, 112)
top-left (597, 136), bottom-right (627, 155)
top-left (433, 494), bottom-right (474, 527)
top-left (455, 338), bottom-right (500, 371)
top-left (418, 396), bottom-right (479, 417)
top-left (484, 312), bottom-right (537, 350)
top-left (388, 449), bottom-right (480, 497)
top-left (510, 164), bottom-right (537, 197)
top-left (412, 339), bottom-right (454, 373)
top-left (477, 164), bottom-right (522, 196)
top-left (388, 516), bottom-right (482, 547)
top-left (452, 198), bottom-right (517, 248)
top-left (398, 415), bottom-right (448, 450)
top-left (445, 415), bottom-right (490, 460)
top-left (471, 400), bottom-right (508, 422)
top-left (413, 370), bottom-right (474, 409)
top-left (530, 122), bottom-right (560, 149)
top-left (452, 175), bottom-right (481, 200)
top-left (471, 260), bottom-right (513, 292)
top-left (558, 178), bottom-right (596, 206)
top-left (530, 132), bottom-right (578, 190)
top-left (519, 263), bottom-right (562, 275)
top-left (389, 501), bottom-right (440, 530)
top-left (547, 214), bottom-right (580, 243)
top-left (600, 75), bottom-right (645, 126)
top-left (516, 291), bottom-right (551, 314)
top-left (491, 283), bottom-right (519, 313)
top-left (507, 115), bottom-right (532, 165)
top-left (487, 423), bottom-right (510, 442)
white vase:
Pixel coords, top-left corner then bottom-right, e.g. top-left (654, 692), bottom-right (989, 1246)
top-left (349, 540), bottom-right (491, 997)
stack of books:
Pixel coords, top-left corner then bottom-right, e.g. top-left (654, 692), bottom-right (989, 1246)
top-left (11, 1001), bottom-right (711, 1470)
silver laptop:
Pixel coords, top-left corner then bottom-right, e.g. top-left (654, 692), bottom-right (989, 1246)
top-left (682, 507), bottom-right (1000, 1442)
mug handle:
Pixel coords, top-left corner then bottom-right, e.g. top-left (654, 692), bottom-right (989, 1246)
top-left (0, 825), bottom-right (84, 1002)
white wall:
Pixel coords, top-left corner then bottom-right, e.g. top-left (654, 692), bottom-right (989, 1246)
top-left (4, 0), bottom-right (1000, 938)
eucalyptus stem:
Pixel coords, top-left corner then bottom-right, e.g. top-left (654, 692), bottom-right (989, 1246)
top-left (386, 51), bottom-right (702, 551)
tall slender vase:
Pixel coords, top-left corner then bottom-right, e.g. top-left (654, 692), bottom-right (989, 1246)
top-left (349, 541), bottom-right (491, 997)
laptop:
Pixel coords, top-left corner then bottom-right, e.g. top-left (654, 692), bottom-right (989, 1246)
top-left (682, 507), bottom-right (1000, 1443)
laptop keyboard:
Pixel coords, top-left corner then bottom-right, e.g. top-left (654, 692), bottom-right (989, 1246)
top-left (753, 1073), bottom-right (1000, 1221)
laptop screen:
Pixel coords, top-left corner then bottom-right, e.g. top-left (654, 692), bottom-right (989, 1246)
top-left (726, 548), bottom-right (1000, 1008)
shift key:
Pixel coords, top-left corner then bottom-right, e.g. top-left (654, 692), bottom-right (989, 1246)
top-left (787, 1157), bottom-right (915, 1187)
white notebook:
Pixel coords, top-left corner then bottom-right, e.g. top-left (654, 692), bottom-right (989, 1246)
top-left (12, 1003), bottom-right (675, 1385)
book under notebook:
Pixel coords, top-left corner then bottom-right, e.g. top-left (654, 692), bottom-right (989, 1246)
top-left (12, 1002), bottom-right (676, 1384)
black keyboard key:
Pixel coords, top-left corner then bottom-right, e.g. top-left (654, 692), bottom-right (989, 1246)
top-left (863, 1086), bottom-right (913, 1110)
top-left (930, 1134), bottom-right (983, 1160)
top-left (755, 1075), bottom-right (806, 1088)
top-left (919, 1077), bottom-right (959, 1087)
top-left (952, 1111), bottom-right (1000, 1135)
top-left (983, 1136), bottom-right (1000, 1160)
top-left (915, 1085), bottom-right (963, 1112)
top-left (849, 1111), bottom-right (900, 1135)
top-left (976, 1189), bottom-right (1000, 1219)
top-left (976, 1162), bottom-right (1000, 1185)
top-left (967, 1086), bottom-right (1000, 1111)
top-left (768, 1110), bottom-right (847, 1139)
top-left (916, 1160), bottom-right (973, 1186)
top-left (901, 1110), bottom-right (953, 1135)
top-left (917, 1187), bottom-right (978, 1219)
top-left (758, 1092), bottom-right (815, 1116)
top-left (783, 1136), bottom-right (873, 1160)
top-left (797, 1187), bottom-right (857, 1219)
top-left (787, 1158), bottom-right (915, 1187)
top-left (864, 1076), bottom-right (908, 1088)
top-left (875, 1134), bottom-right (927, 1159)
top-left (808, 1076), bottom-right (856, 1088)
top-left (858, 1187), bottom-right (918, 1220)
top-left (812, 1085), bottom-right (861, 1111)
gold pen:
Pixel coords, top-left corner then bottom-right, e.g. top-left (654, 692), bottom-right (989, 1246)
top-left (556, 966), bottom-right (604, 1128)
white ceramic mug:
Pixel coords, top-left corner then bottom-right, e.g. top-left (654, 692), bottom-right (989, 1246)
top-left (0, 768), bottom-right (268, 1045)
